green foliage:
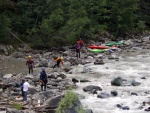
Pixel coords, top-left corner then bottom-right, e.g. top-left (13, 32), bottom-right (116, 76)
top-left (107, 0), bottom-right (139, 36)
top-left (56, 90), bottom-right (78, 113)
top-left (0, 14), bottom-right (10, 44)
top-left (12, 102), bottom-right (22, 110)
top-left (137, 21), bottom-right (146, 31)
top-left (0, 0), bottom-right (149, 47)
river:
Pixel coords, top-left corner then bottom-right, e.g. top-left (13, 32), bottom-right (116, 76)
top-left (68, 49), bottom-right (150, 113)
top-left (0, 49), bottom-right (150, 113)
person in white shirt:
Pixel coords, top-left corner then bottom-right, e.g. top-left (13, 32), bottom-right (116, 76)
top-left (23, 79), bottom-right (30, 101)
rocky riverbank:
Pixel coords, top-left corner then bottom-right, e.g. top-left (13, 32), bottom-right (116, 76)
top-left (0, 34), bottom-right (150, 113)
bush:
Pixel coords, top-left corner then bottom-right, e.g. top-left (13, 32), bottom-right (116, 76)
top-left (56, 90), bottom-right (79, 113)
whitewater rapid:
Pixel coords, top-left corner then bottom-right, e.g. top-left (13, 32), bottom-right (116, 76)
top-left (68, 49), bottom-right (150, 113)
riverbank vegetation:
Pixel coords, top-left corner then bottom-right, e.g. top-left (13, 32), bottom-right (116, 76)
top-left (0, 0), bottom-right (149, 48)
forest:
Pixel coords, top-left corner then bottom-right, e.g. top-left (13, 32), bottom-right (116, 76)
top-left (0, 0), bottom-right (150, 48)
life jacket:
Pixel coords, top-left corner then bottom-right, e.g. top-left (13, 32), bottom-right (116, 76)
top-left (55, 57), bottom-right (64, 64)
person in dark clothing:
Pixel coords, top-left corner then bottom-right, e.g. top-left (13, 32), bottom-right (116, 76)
top-left (40, 67), bottom-right (48, 91)
top-left (53, 57), bottom-right (64, 69)
top-left (26, 55), bottom-right (34, 74)
top-left (20, 79), bottom-right (25, 97)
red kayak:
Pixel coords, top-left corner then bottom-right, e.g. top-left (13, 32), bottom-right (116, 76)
top-left (88, 45), bottom-right (109, 49)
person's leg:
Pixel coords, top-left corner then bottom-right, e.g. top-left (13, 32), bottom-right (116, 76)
top-left (21, 89), bottom-right (24, 97)
top-left (78, 50), bottom-right (80, 58)
top-left (53, 64), bottom-right (57, 69)
top-left (41, 83), bottom-right (44, 91)
top-left (28, 67), bottom-right (30, 74)
top-left (76, 49), bottom-right (79, 58)
top-left (57, 61), bottom-right (61, 67)
top-left (44, 82), bottom-right (47, 91)
top-left (31, 66), bottom-right (33, 74)
top-left (23, 91), bottom-right (27, 101)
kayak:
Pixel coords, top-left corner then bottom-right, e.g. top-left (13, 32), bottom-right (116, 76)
top-left (88, 45), bottom-right (109, 49)
top-left (106, 41), bottom-right (124, 46)
top-left (116, 41), bottom-right (124, 45)
top-left (105, 42), bottom-right (117, 46)
top-left (89, 49), bottom-right (105, 53)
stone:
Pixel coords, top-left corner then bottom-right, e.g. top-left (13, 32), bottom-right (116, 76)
top-left (3, 74), bottom-right (13, 79)
top-left (97, 92), bottom-right (110, 98)
top-left (111, 90), bottom-right (118, 96)
top-left (83, 85), bottom-right (102, 92)
top-left (111, 77), bottom-right (124, 86)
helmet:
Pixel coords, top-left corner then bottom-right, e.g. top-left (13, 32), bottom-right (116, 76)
top-left (60, 57), bottom-right (63, 60)
top-left (28, 55), bottom-right (31, 58)
top-left (42, 67), bottom-right (45, 71)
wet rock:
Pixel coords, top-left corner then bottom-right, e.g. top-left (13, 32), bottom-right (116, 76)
top-left (90, 89), bottom-right (98, 95)
top-left (82, 66), bottom-right (92, 73)
top-left (83, 85), bottom-right (102, 92)
top-left (145, 107), bottom-right (150, 111)
top-left (97, 92), bottom-right (110, 98)
top-left (116, 104), bottom-right (130, 110)
top-left (141, 77), bottom-right (146, 79)
top-left (122, 106), bottom-right (130, 110)
top-left (131, 92), bottom-right (138, 96)
top-left (131, 80), bottom-right (141, 86)
top-left (111, 77), bottom-right (124, 86)
top-left (111, 90), bottom-right (118, 96)
top-left (72, 78), bottom-right (79, 84)
top-left (80, 79), bottom-right (91, 82)
top-left (108, 55), bottom-right (119, 60)
top-left (94, 59), bottom-right (104, 65)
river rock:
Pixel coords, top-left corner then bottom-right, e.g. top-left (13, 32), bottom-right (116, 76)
top-left (80, 79), bottom-right (91, 82)
top-left (3, 74), bottom-right (13, 79)
top-left (111, 77), bottom-right (124, 86)
top-left (94, 59), bottom-right (104, 65)
top-left (111, 90), bottom-right (118, 96)
top-left (37, 59), bottom-right (48, 67)
top-left (83, 85), bottom-right (102, 92)
top-left (97, 92), bottom-right (110, 98)
top-left (124, 39), bottom-right (133, 45)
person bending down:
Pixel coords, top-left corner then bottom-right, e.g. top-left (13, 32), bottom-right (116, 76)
top-left (53, 57), bottom-right (64, 69)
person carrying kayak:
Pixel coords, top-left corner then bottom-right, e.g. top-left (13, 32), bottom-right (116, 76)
top-left (53, 57), bottom-right (64, 69)
top-left (40, 67), bottom-right (48, 91)
top-left (26, 55), bottom-right (34, 74)
top-left (74, 38), bottom-right (84, 59)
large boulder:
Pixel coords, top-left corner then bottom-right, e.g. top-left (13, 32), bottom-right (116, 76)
top-left (111, 77), bottom-right (124, 86)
